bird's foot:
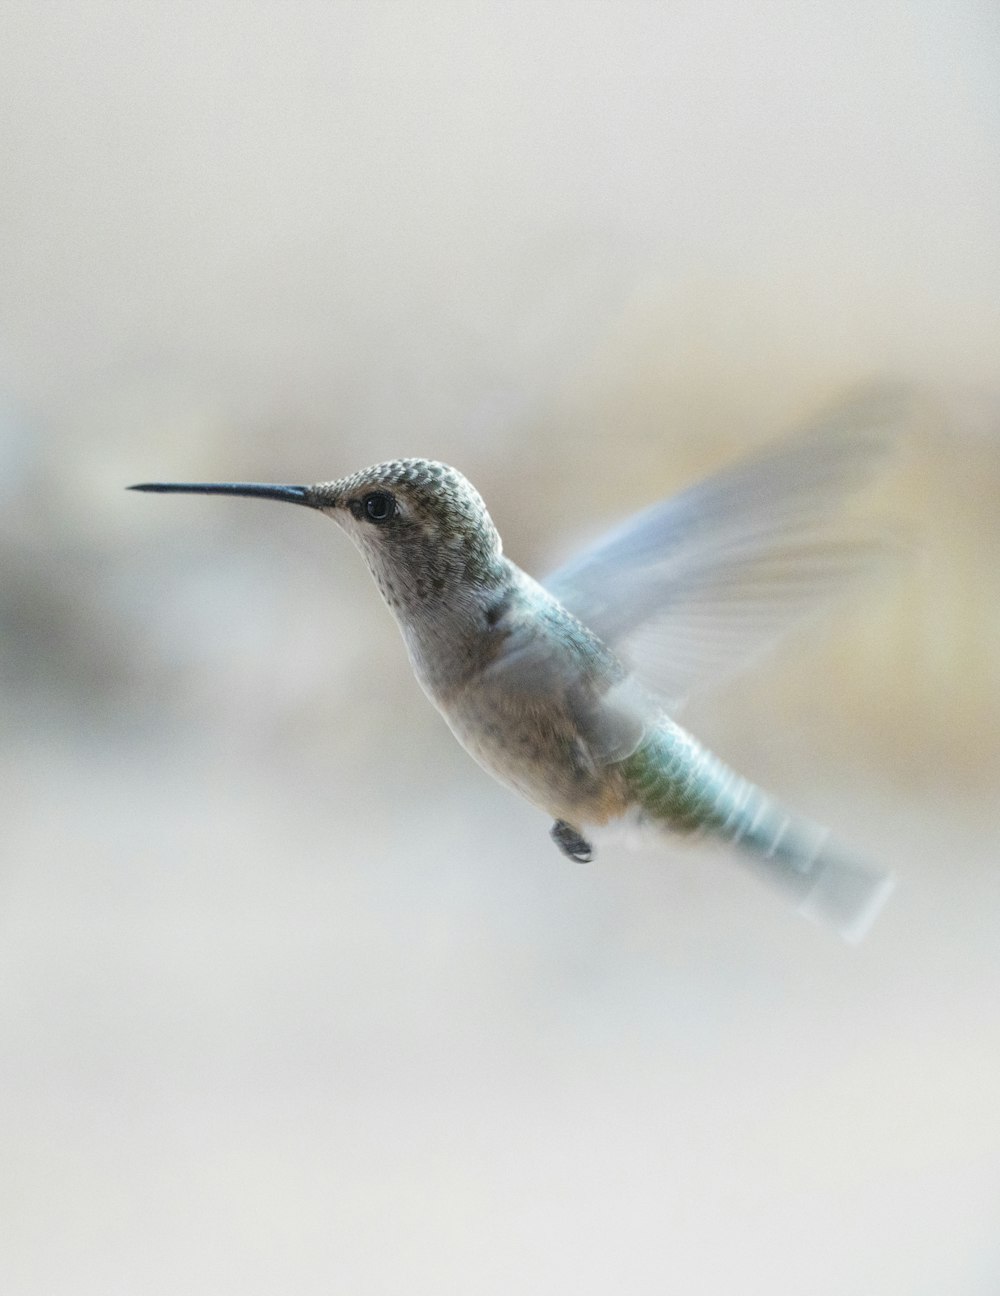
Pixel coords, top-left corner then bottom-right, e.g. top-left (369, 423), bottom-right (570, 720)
top-left (550, 820), bottom-right (593, 863)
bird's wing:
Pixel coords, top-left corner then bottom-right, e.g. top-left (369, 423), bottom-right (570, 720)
top-left (544, 389), bottom-right (906, 709)
top-left (479, 593), bottom-right (648, 765)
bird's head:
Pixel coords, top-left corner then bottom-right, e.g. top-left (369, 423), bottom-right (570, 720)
top-left (130, 458), bottom-right (506, 618)
top-left (309, 458), bottom-right (504, 612)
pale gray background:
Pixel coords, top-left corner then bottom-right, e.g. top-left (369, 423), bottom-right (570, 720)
top-left (2, 3), bottom-right (999, 1293)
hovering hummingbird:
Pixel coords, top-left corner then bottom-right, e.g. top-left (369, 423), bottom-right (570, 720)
top-left (131, 396), bottom-right (901, 940)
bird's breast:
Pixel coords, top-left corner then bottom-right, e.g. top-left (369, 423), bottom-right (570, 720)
top-left (431, 677), bottom-right (630, 825)
top-left (398, 577), bottom-right (634, 824)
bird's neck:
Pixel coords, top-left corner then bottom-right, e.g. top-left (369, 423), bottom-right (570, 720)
top-left (390, 556), bottom-right (520, 697)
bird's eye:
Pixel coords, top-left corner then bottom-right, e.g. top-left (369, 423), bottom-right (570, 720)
top-left (361, 491), bottom-right (396, 523)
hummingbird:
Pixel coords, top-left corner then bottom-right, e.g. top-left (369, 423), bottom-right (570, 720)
top-left (131, 396), bottom-right (901, 940)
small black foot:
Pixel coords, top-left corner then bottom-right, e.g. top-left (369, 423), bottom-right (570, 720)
top-left (551, 819), bottom-right (593, 863)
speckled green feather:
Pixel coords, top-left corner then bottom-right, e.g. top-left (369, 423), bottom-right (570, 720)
top-left (617, 721), bottom-right (739, 834)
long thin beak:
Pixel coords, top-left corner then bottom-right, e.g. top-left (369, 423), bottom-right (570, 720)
top-left (127, 481), bottom-right (316, 507)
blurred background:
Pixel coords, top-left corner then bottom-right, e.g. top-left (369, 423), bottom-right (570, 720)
top-left (3, 3), bottom-right (999, 1293)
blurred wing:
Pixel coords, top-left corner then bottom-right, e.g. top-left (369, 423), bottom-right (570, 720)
top-left (480, 597), bottom-right (647, 764)
top-left (544, 389), bottom-right (906, 708)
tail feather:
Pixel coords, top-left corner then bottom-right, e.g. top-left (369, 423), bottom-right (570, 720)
top-left (621, 722), bottom-right (895, 940)
top-left (723, 793), bottom-right (895, 942)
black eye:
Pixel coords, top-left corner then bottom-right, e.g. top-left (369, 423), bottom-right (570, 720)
top-left (361, 491), bottom-right (396, 523)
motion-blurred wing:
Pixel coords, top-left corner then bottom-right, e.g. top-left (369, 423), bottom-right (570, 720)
top-left (544, 390), bottom-right (905, 708)
top-left (480, 594), bottom-right (648, 764)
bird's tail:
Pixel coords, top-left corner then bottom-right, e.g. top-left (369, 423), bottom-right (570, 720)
top-left (718, 790), bottom-right (895, 942)
top-left (623, 723), bottom-right (895, 940)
